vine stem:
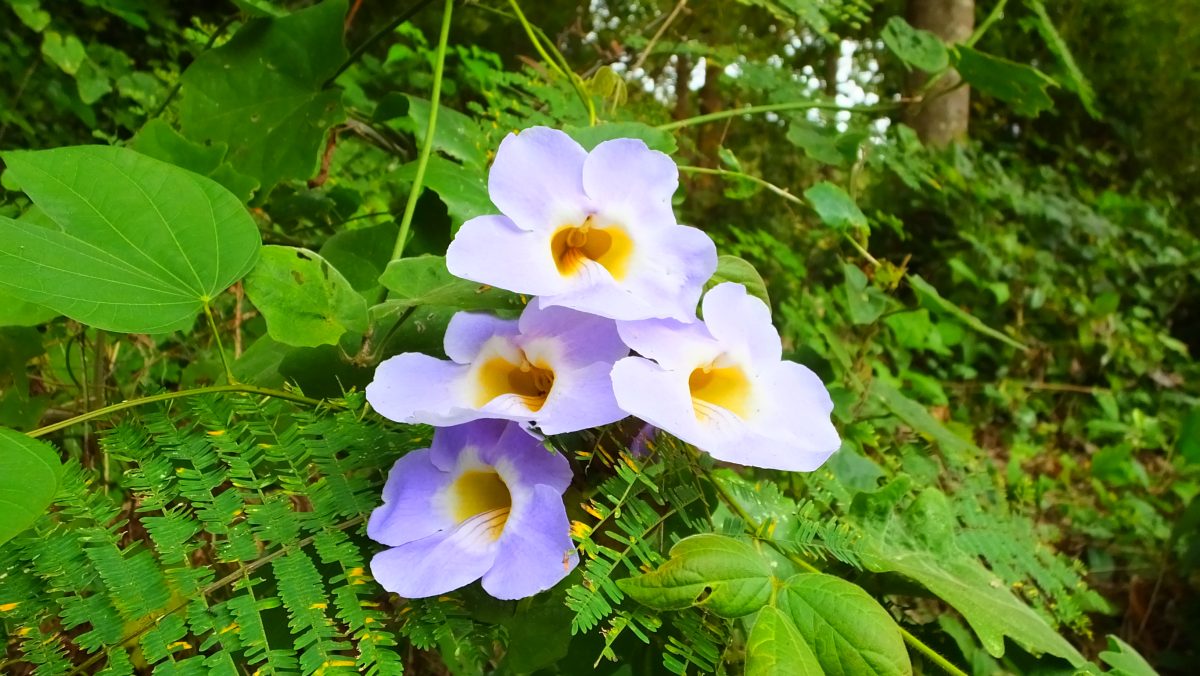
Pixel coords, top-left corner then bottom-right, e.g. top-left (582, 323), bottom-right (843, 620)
top-left (704, 464), bottom-right (969, 676)
top-left (324, 0), bottom-right (438, 87)
top-left (204, 301), bottom-right (235, 384)
top-left (390, 0), bottom-right (454, 264)
top-left (27, 384), bottom-right (329, 439)
top-left (657, 101), bottom-right (899, 131)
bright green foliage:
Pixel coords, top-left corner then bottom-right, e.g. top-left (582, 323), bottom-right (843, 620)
top-left (618, 534), bottom-right (775, 618)
top-left (0, 394), bottom-right (415, 674)
top-left (377, 255), bottom-right (524, 315)
top-left (709, 255), bottom-right (771, 308)
top-left (245, 246), bottom-right (369, 348)
top-left (179, 0), bottom-right (349, 191)
top-left (803, 181), bottom-right (867, 231)
top-left (0, 427), bottom-right (61, 546)
top-left (0, 146), bottom-right (260, 333)
top-left (953, 46), bottom-right (1058, 116)
top-left (745, 606), bottom-right (822, 676)
top-left (882, 17), bottom-right (949, 72)
top-left (776, 574), bottom-right (910, 675)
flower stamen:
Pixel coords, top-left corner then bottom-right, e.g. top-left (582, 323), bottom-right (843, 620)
top-left (551, 215), bottom-right (634, 280)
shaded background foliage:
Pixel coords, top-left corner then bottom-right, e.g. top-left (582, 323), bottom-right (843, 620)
top-left (0, 0), bottom-right (1196, 674)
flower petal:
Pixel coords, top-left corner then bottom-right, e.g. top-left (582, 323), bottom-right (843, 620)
top-left (482, 484), bottom-right (578, 600)
top-left (701, 283), bottom-right (781, 366)
top-left (583, 138), bottom-right (678, 226)
top-left (534, 360), bottom-right (628, 435)
top-left (370, 514), bottom-right (501, 598)
top-left (366, 353), bottom-right (476, 426)
top-left (616, 318), bottom-right (718, 371)
top-left (752, 361), bottom-right (841, 463)
top-left (488, 127), bottom-right (590, 232)
top-left (367, 449), bottom-right (455, 547)
top-left (446, 215), bottom-right (567, 295)
top-left (611, 357), bottom-right (704, 444)
top-left (444, 312), bottom-right (520, 364)
top-left (518, 304), bottom-right (629, 368)
top-left (484, 422), bottom-right (573, 492)
top-left (428, 419), bottom-right (510, 472)
top-left (542, 222), bottom-right (716, 322)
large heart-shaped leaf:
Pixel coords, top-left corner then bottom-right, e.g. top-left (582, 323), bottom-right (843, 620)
top-left (745, 606), bottom-right (823, 676)
top-left (0, 146), bottom-right (260, 334)
top-left (179, 0), bottom-right (348, 190)
top-left (0, 427), bottom-right (62, 546)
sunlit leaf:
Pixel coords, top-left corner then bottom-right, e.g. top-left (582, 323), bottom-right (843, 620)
top-left (244, 246), bottom-right (368, 348)
top-left (709, 255), bottom-right (771, 308)
top-left (745, 606), bottom-right (822, 676)
top-left (805, 181), bottom-right (867, 230)
top-left (882, 16), bottom-right (949, 72)
top-left (618, 533), bottom-right (774, 618)
top-left (0, 427), bottom-right (62, 546)
top-left (0, 146), bottom-right (260, 333)
top-left (954, 45), bottom-right (1057, 116)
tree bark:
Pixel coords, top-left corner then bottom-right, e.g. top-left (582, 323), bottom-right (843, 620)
top-left (906, 0), bottom-right (974, 147)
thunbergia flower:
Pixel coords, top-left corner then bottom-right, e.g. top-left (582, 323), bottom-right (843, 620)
top-left (368, 420), bottom-right (578, 599)
top-left (446, 126), bottom-right (717, 322)
top-left (610, 282), bottom-right (841, 471)
top-left (366, 302), bottom-right (629, 434)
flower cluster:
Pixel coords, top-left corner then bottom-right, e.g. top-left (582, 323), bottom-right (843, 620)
top-left (366, 127), bottom-right (840, 600)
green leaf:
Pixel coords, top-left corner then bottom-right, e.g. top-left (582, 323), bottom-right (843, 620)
top-left (907, 274), bottom-right (1028, 351)
top-left (617, 533), bottom-right (775, 618)
top-left (376, 255), bottom-right (523, 314)
top-left (0, 146), bottom-right (261, 333)
top-left (849, 478), bottom-right (1086, 665)
top-left (804, 182), bottom-right (866, 231)
top-left (388, 95), bottom-right (487, 169)
top-left (842, 263), bottom-right (888, 326)
top-left (786, 121), bottom-right (865, 167)
top-left (881, 17), bottom-right (949, 72)
top-left (566, 122), bottom-right (678, 154)
top-left (319, 222), bottom-right (399, 297)
top-left (10, 0), bottom-right (51, 32)
top-left (244, 246), bottom-right (368, 348)
top-left (0, 290), bottom-right (57, 327)
top-left (709, 255), bottom-right (770, 308)
top-left (1023, 0), bottom-right (1099, 118)
top-left (953, 46), bottom-right (1057, 117)
top-left (1178, 409), bottom-right (1200, 465)
top-left (0, 427), bottom-right (62, 546)
top-left (131, 119), bottom-right (259, 202)
top-left (745, 606), bottom-right (823, 676)
top-left (776, 573), bottom-right (911, 675)
top-left (396, 156), bottom-right (493, 231)
top-left (1098, 636), bottom-right (1158, 676)
top-left (41, 31), bottom-right (86, 75)
top-left (179, 0), bottom-right (348, 190)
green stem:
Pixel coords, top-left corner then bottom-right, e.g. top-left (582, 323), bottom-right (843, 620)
top-left (705, 465), bottom-right (968, 676)
top-left (967, 0), bottom-right (1009, 48)
top-left (27, 384), bottom-right (328, 440)
top-left (504, 0), bottom-right (596, 125)
top-left (506, 0), bottom-right (566, 77)
top-left (657, 101), bottom-right (898, 132)
top-left (900, 627), bottom-right (970, 676)
top-left (324, 0), bottom-right (438, 87)
top-left (204, 301), bottom-right (236, 384)
top-left (390, 0), bottom-right (454, 264)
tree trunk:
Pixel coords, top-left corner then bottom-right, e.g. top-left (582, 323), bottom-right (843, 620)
top-left (906, 0), bottom-right (974, 147)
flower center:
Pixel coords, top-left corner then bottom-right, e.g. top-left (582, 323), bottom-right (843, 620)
top-left (476, 352), bottom-right (556, 411)
top-left (452, 470), bottom-right (511, 540)
top-left (688, 362), bottom-right (752, 420)
top-left (550, 215), bottom-right (633, 280)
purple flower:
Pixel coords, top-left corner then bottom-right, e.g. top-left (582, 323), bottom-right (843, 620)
top-left (446, 127), bottom-right (717, 322)
top-left (366, 302), bottom-right (629, 435)
top-left (610, 283), bottom-right (841, 471)
top-left (368, 420), bottom-right (578, 600)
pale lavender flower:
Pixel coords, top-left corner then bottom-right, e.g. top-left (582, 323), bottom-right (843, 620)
top-left (368, 420), bottom-right (578, 600)
top-left (610, 283), bottom-right (841, 471)
top-left (446, 127), bottom-right (717, 322)
top-left (366, 302), bottom-right (628, 435)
